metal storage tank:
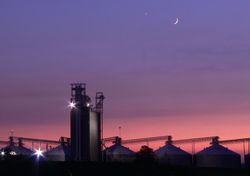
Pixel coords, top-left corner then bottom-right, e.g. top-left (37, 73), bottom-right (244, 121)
top-left (45, 137), bottom-right (71, 161)
top-left (244, 153), bottom-right (250, 168)
top-left (154, 136), bottom-right (192, 166)
top-left (194, 137), bottom-right (241, 168)
top-left (1, 142), bottom-right (33, 157)
top-left (104, 137), bottom-right (136, 162)
top-left (45, 145), bottom-right (70, 161)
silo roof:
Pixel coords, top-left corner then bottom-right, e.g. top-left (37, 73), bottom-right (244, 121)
top-left (105, 144), bottom-right (135, 155)
top-left (2, 145), bottom-right (33, 155)
top-left (46, 145), bottom-right (70, 155)
top-left (196, 144), bottom-right (240, 155)
top-left (155, 144), bottom-right (191, 156)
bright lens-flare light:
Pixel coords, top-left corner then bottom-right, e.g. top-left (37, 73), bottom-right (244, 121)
top-left (1, 151), bottom-right (4, 156)
top-left (69, 102), bottom-right (76, 109)
top-left (34, 148), bottom-right (44, 158)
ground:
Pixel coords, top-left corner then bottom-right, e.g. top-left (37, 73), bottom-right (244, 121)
top-left (1, 160), bottom-right (250, 176)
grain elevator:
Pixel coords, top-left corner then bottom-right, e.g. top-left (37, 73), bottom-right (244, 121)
top-left (70, 83), bottom-right (104, 161)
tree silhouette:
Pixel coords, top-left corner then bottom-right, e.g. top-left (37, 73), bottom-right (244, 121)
top-left (136, 145), bottom-right (155, 163)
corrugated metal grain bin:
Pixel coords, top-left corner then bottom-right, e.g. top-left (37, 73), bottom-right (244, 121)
top-left (104, 137), bottom-right (135, 162)
top-left (154, 136), bottom-right (192, 166)
top-left (194, 137), bottom-right (241, 168)
top-left (45, 145), bottom-right (70, 161)
top-left (1, 144), bottom-right (33, 157)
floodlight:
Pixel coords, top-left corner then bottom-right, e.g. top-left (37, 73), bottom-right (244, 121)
top-left (9, 151), bottom-right (16, 155)
top-left (69, 102), bottom-right (76, 109)
top-left (34, 148), bottom-right (44, 158)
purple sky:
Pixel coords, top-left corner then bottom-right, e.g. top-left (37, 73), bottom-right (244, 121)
top-left (1, 0), bottom-right (250, 140)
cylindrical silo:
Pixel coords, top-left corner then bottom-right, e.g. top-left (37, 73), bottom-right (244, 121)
top-left (70, 83), bottom-right (102, 162)
top-left (104, 137), bottom-right (135, 162)
top-left (194, 137), bottom-right (241, 168)
top-left (154, 136), bottom-right (192, 166)
top-left (45, 145), bottom-right (70, 161)
top-left (1, 144), bottom-right (33, 157)
top-left (1, 137), bottom-right (32, 157)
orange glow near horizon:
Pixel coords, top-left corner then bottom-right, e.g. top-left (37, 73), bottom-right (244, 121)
top-left (1, 116), bottom-right (250, 163)
top-left (0, 113), bottom-right (250, 154)
top-left (1, 113), bottom-right (250, 141)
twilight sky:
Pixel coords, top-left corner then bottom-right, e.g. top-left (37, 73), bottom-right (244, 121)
top-left (1, 0), bottom-right (250, 142)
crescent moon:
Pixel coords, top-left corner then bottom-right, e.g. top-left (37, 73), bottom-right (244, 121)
top-left (174, 18), bottom-right (179, 25)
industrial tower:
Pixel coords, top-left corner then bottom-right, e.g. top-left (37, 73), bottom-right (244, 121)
top-left (70, 83), bottom-right (104, 161)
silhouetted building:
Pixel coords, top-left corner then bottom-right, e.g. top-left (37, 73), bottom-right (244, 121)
top-left (45, 137), bottom-right (71, 161)
top-left (154, 136), bottom-right (192, 166)
top-left (194, 137), bottom-right (241, 168)
top-left (104, 137), bottom-right (136, 162)
top-left (0, 137), bottom-right (32, 158)
top-left (70, 83), bottom-right (104, 161)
